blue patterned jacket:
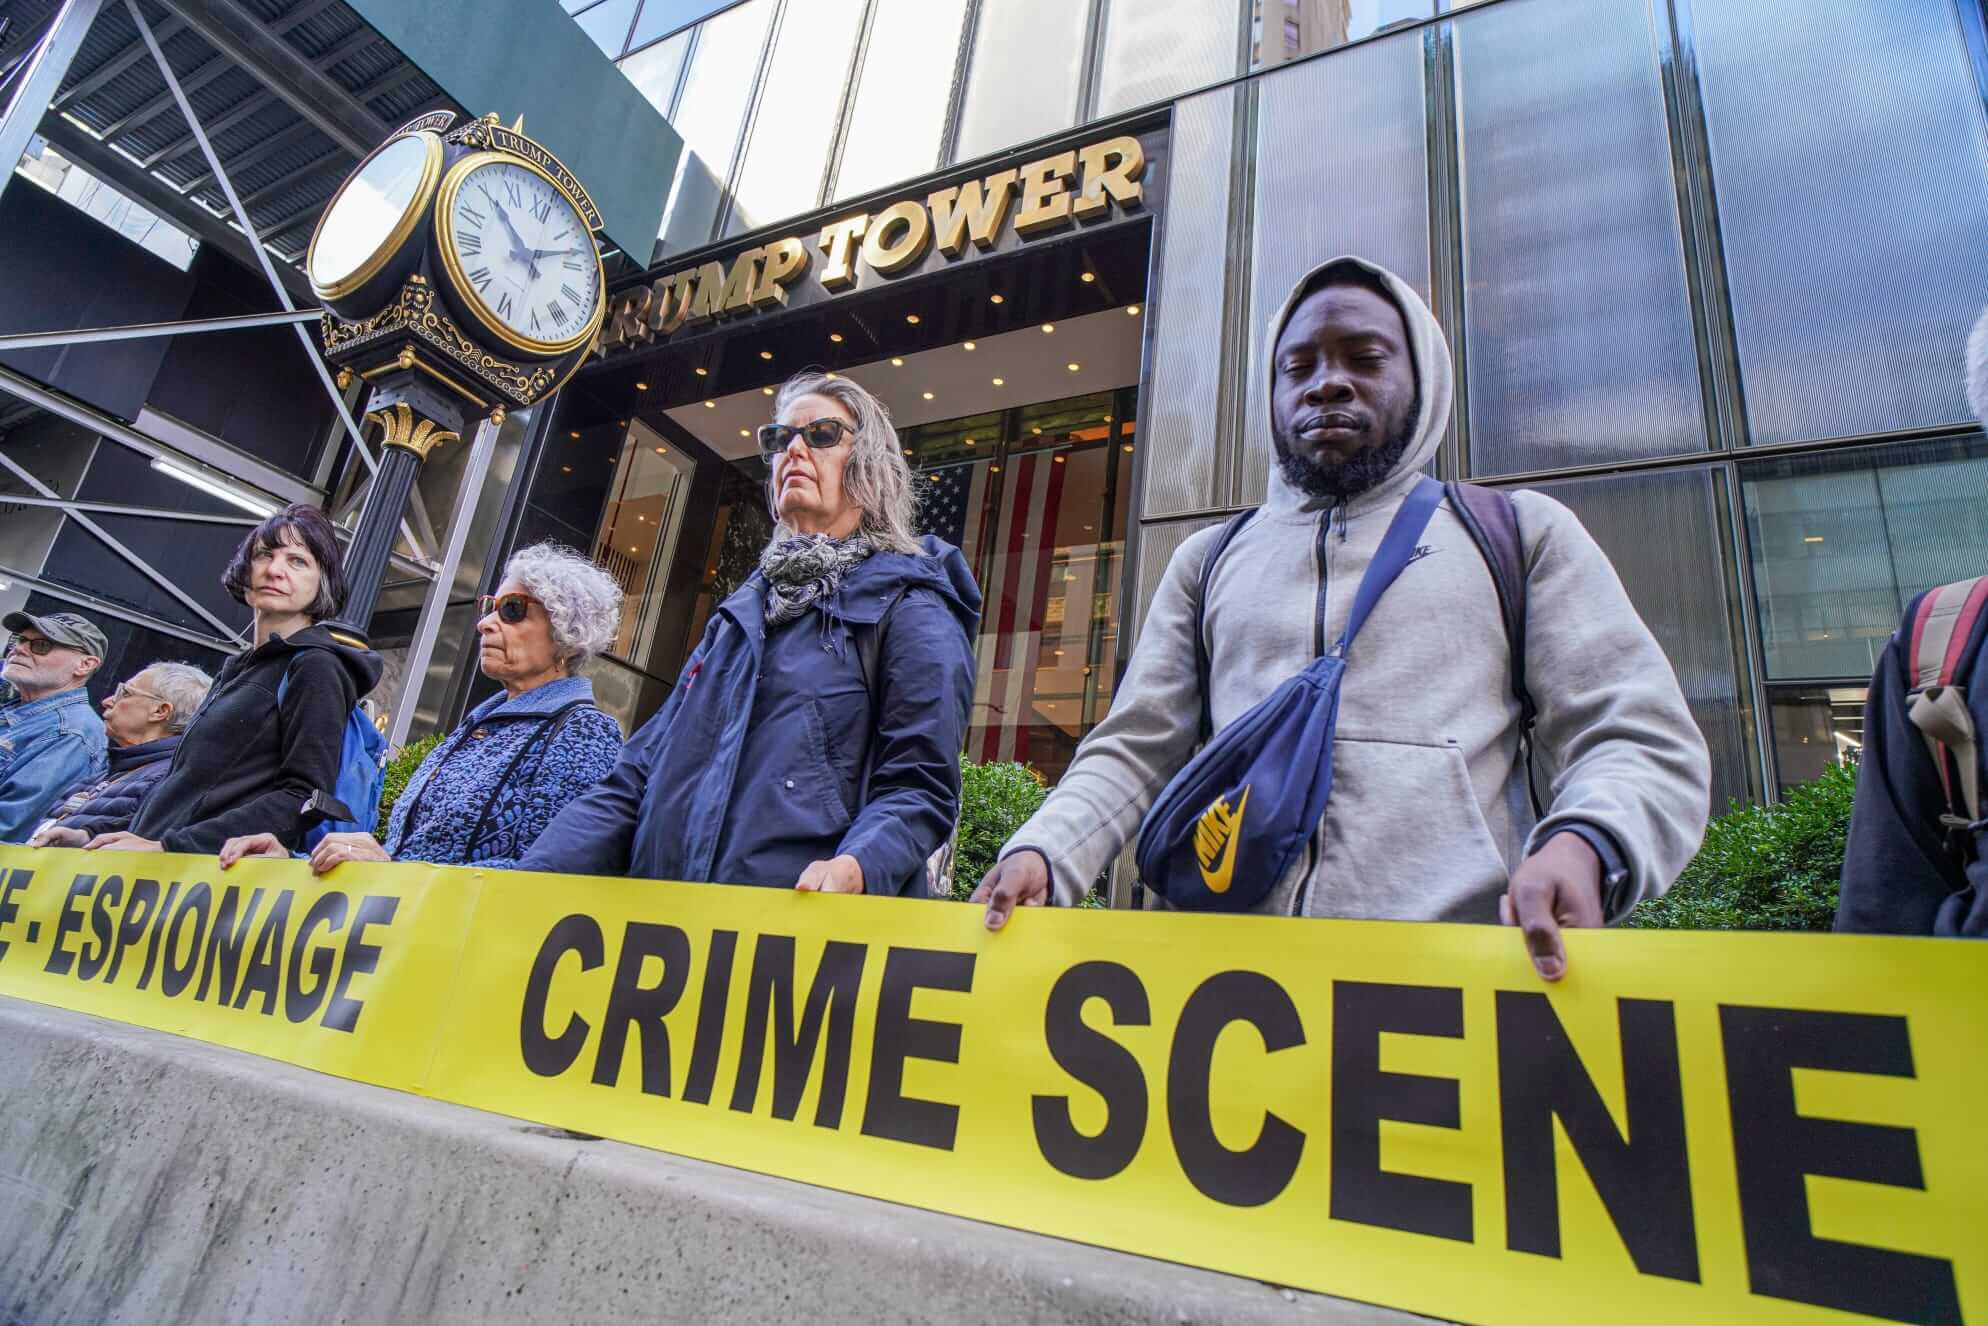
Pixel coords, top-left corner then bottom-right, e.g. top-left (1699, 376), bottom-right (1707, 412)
top-left (383, 675), bottom-right (622, 868)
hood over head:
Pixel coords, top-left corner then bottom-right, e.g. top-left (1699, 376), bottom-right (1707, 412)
top-left (1262, 255), bottom-right (1454, 514)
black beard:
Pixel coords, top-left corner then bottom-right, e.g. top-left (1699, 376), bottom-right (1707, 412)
top-left (1272, 393), bottom-right (1420, 503)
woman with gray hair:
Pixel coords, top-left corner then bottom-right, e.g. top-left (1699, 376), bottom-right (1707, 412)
top-left (221, 542), bottom-right (625, 873)
top-left (515, 371), bottom-right (981, 896)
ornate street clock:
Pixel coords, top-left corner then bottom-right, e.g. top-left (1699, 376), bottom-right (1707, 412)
top-left (310, 109), bottom-right (607, 422)
top-left (306, 110), bottom-right (608, 631)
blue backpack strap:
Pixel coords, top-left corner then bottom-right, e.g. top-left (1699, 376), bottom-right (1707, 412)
top-left (1194, 510), bottom-right (1258, 742)
top-left (1332, 476), bottom-right (1445, 655)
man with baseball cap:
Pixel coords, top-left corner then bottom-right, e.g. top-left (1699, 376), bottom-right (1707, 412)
top-left (1, 610), bottom-right (109, 842)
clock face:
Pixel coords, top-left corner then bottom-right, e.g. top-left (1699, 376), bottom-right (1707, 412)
top-left (308, 132), bottom-right (440, 298)
top-left (440, 157), bottom-right (603, 354)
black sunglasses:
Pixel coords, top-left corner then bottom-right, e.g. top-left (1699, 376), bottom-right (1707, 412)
top-left (757, 418), bottom-right (853, 458)
top-left (477, 592), bottom-right (537, 625)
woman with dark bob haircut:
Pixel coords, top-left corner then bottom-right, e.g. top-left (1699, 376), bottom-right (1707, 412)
top-left (84, 503), bottom-right (383, 854)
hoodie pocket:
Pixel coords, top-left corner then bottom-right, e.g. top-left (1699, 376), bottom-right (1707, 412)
top-left (1314, 735), bottom-right (1511, 922)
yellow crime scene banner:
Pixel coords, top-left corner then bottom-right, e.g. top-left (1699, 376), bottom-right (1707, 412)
top-left (0, 844), bottom-right (1983, 1326)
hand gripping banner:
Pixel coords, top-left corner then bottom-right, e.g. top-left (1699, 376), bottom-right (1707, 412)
top-left (0, 846), bottom-right (1982, 1326)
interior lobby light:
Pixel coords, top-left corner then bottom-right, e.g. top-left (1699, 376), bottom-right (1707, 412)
top-left (695, 366), bottom-right (708, 375)
top-left (1054, 455), bottom-right (1066, 464)
top-left (561, 465), bottom-right (573, 473)
top-left (760, 350), bottom-right (773, 361)
top-left (990, 464), bottom-right (1002, 473)
top-left (654, 446), bottom-right (667, 454)
top-left (634, 381), bottom-right (648, 390)
top-left (149, 458), bottom-right (277, 518)
top-left (1041, 323), bottom-right (1055, 333)
top-left (1067, 362), bottom-right (1081, 371)
top-left (890, 357), bottom-right (904, 367)
top-left (829, 332), bottom-right (844, 343)
top-left (906, 314), bottom-right (921, 325)
top-left (1080, 272), bottom-right (1095, 283)
top-left (1123, 443), bottom-right (1134, 452)
top-left (963, 341), bottom-right (976, 350)
top-left (964, 438), bottom-right (976, 446)
top-left (704, 400), bottom-right (716, 408)
top-left (989, 293), bottom-right (1004, 304)
top-left (740, 430), bottom-right (749, 438)
top-left (992, 377), bottom-right (1004, 386)
top-left (569, 430), bottom-right (580, 438)
top-left (762, 386), bottom-right (774, 396)
top-left (1127, 304), bottom-right (1141, 316)
top-left (922, 391), bottom-right (935, 400)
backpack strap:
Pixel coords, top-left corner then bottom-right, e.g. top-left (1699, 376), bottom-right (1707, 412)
top-left (1444, 480), bottom-right (1541, 818)
top-left (1194, 510), bottom-right (1258, 743)
top-left (1906, 576), bottom-right (1988, 828)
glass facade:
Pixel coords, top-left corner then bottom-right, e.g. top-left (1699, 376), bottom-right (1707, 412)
top-left (565, 0), bottom-right (1988, 810)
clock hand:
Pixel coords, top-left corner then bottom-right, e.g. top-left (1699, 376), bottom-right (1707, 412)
top-left (486, 196), bottom-right (534, 267)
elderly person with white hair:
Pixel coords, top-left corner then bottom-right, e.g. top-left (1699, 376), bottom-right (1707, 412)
top-left (516, 371), bottom-right (981, 896)
top-left (220, 542), bottom-right (625, 874)
top-left (28, 662), bottom-right (213, 846)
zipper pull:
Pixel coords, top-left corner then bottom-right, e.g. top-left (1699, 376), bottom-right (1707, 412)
top-left (1334, 499), bottom-right (1349, 542)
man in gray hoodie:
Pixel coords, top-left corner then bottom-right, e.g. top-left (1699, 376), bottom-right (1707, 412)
top-left (973, 256), bottom-right (1711, 979)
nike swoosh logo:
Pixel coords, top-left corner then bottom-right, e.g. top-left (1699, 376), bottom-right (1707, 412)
top-left (1194, 785), bottom-right (1249, 895)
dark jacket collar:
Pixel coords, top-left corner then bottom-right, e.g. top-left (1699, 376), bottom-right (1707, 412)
top-left (107, 734), bottom-right (179, 772)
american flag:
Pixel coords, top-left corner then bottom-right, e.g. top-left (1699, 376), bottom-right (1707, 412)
top-left (919, 453), bottom-right (1067, 764)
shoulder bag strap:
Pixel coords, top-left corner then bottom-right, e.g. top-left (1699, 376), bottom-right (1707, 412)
top-left (1906, 577), bottom-right (1988, 826)
top-left (1444, 479), bottom-right (1541, 817)
top-left (1194, 510), bottom-right (1258, 743)
top-left (463, 699), bottom-right (598, 854)
top-left (1332, 476), bottom-right (1446, 655)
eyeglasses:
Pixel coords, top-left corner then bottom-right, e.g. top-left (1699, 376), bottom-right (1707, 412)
top-left (4, 634), bottom-right (62, 658)
top-left (477, 592), bottom-right (538, 625)
top-left (756, 418), bottom-right (853, 458)
top-left (111, 681), bottom-right (165, 705)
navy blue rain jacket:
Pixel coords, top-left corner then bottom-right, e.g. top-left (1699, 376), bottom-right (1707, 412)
top-left (1837, 590), bottom-right (1988, 937)
top-left (39, 735), bottom-right (181, 838)
top-left (519, 535), bottom-right (981, 894)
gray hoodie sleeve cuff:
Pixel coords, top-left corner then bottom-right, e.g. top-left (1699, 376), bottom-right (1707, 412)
top-left (997, 846), bottom-right (1058, 904)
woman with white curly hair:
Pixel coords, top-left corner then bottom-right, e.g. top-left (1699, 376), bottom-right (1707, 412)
top-left (517, 371), bottom-right (981, 896)
top-left (220, 542), bottom-right (625, 874)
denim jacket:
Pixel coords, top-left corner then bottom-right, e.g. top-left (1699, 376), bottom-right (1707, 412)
top-left (0, 685), bottom-right (107, 843)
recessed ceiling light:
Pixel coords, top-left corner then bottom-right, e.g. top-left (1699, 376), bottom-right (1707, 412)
top-left (568, 430), bottom-right (580, 439)
top-left (1032, 427), bottom-right (1043, 435)
top-left (964, 438), bottom-right (976, 446)
top-left (922, 391), bottom-right (934, 400)
top-left (1041, 323), bottom-right (1055, 334)
top-left (561, 464), bottom-right (572, 473)
top-left (635, 381), bottom-right (648, 390)
top-left (694, 366), bottom-right (708, 375)
top-left (906, 314), bottom-right (921, 325)
top-left (992, 377), bottom-right (1005, 386)
top-left (1080, 272), bottom-right (1095, 283)
top-left (637, 514), bottom-right (646, 522)
top-left (826, 371), bottom-right (839, 379)
top-left (963, 340), bottom-right (976, 351)
top-left (1067, 362), bottom-right (1081, 371)
top-left (704, 400), bottom-right (715, 408)
top-left (829, 332), bottom-right (844, 343)
top-left (890, 357), bottom-right (904, 367)
top-left (739, 429), bottom-right (749, 437)
top-left (1122, 442), bottom-right (1134, 452)
top-left (762, 386), bottom-right (774, 396)
top-left (929, 474), bottom-right (940, 482)
top-left (990, 464), bottom-right (1002, 473)
top-left (629, 545), bottom-right (638, 553)
top-left (653, 446), bottom-right (666, 454)
top-left (1082, 524), bottom-right (1093, 531)
top-left (1127, 304), bottom-right (1141, 316)
top-left (1803, 535), bottom-right (1825, 543)
top-left (904, 448), bottom-right (914, 456)
top-left (990, 293), bottom-right (1004, 304)
top-left (1054, 454), bottom-right (1066, 464)
top-left (759, 350), bottom-right (773, 360)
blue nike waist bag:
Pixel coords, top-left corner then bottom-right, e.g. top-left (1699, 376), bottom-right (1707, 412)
top-left (278, 663), bottom-right (387, 850)
top-left (1134, 477), bottom-right (1444, 911)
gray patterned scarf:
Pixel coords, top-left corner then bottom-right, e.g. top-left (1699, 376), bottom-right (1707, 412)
top-left (759, 532), bottom-right (876, 626)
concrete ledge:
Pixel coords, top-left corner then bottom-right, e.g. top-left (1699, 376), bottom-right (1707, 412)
top-left (0, 997), bottom-right (1437, 1325)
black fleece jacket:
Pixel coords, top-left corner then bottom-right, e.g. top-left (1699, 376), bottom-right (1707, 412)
top-left (131, 623), bottom-right (383, 853)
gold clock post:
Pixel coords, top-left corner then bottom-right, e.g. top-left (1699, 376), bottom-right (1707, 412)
top-left (309, 111), bottom-right (607, 632)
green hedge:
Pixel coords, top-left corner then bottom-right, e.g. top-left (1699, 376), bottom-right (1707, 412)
top-left (374, 733), bottom-right (443, 842)
top-left (1626, 761), bottom-right (1854, 932)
